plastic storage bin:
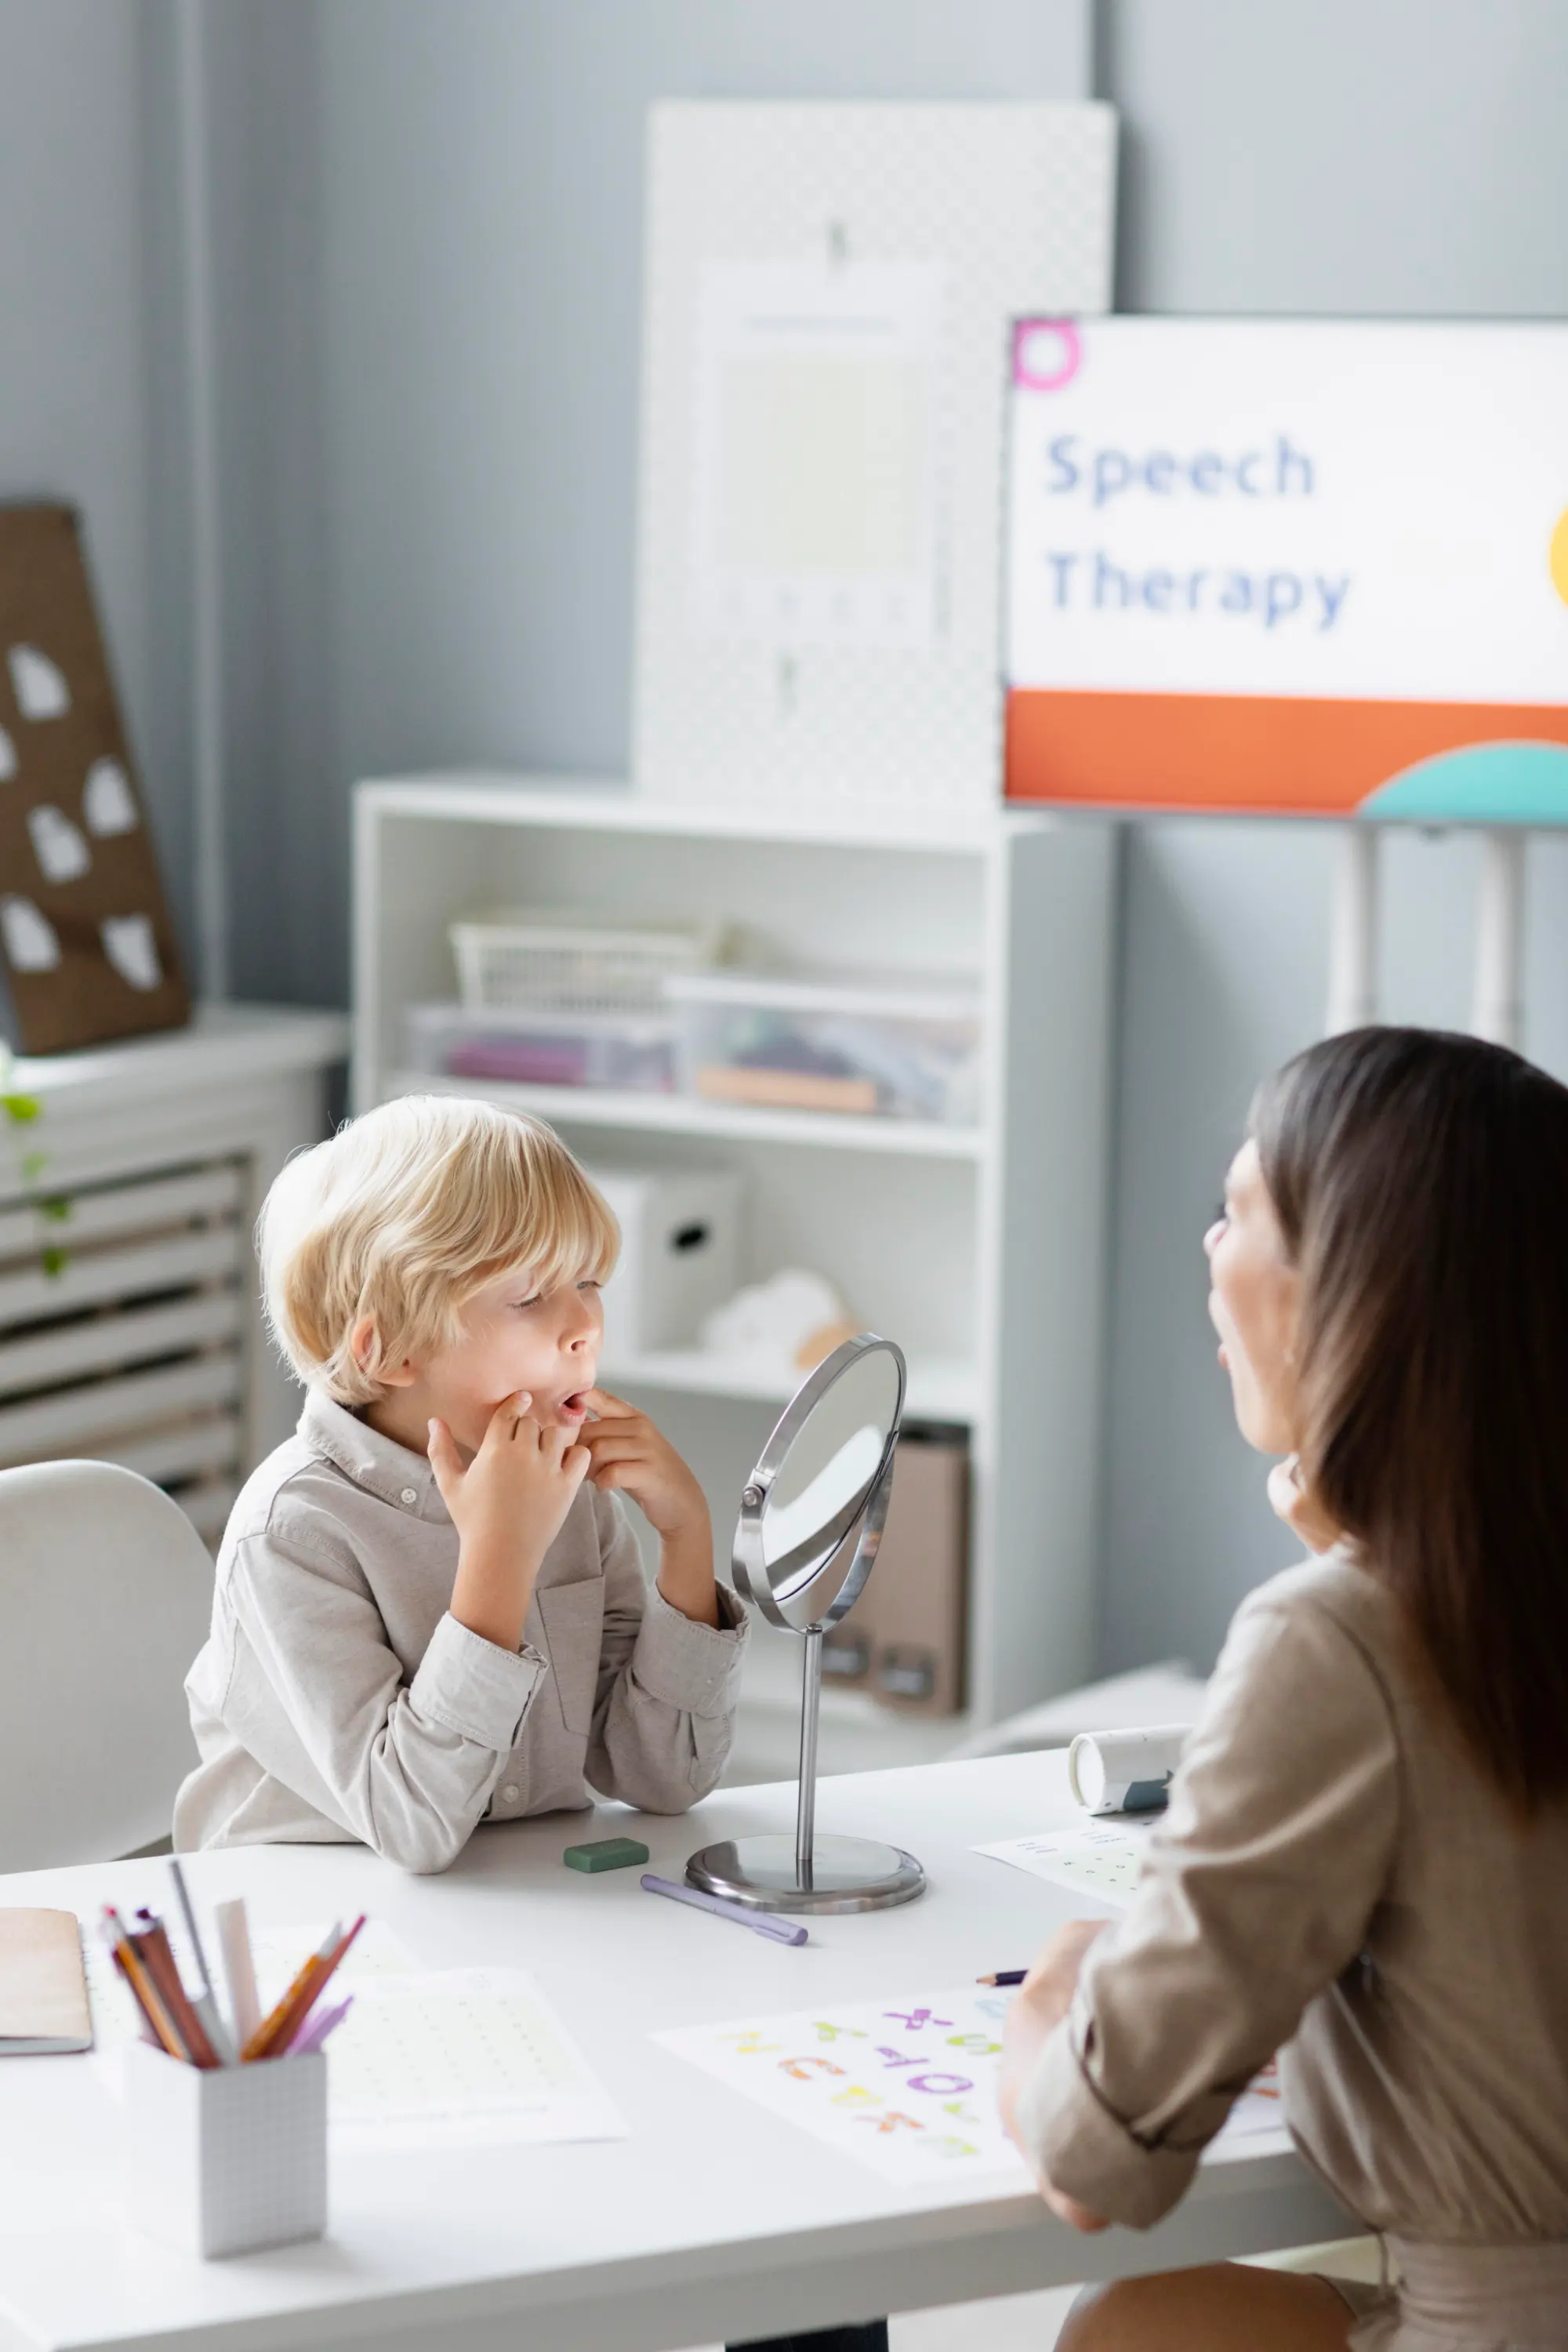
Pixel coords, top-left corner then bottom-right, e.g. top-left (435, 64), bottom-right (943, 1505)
top-left (405, 1003), bottom-right (678, 1094)
top-left (666, 971), bottom-right (982, 1126)
top-left (449, 911), bottom-right (726, 1016)
top-left (123, 2040), bottom-right (328, 2258)
top-left (583, 1163), bottom-right (744, 1354)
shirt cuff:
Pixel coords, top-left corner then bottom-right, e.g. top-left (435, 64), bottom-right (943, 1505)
top-left (1016, 2009), bottom-right (1200, 2230)
top-left (409, 1610), bottom-right (546, 1751)
top-left (631, 1581), bottom-right (750, 1713)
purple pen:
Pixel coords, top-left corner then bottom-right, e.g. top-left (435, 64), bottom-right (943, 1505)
top-left (288, 1994), bottom-right (354, 2056)
top-left (641, 1873), bottom-right (808, 1946)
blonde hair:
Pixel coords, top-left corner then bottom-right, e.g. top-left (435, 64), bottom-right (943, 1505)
top-left (260, 1095), bottom-right (619, 1404)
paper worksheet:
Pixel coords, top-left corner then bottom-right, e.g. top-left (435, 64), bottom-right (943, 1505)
top-left (655, 1985), bottom-right (1287, 2188)
top-left (87, 1919), bottom-right (626, 2151)
top-left (321, 1968), bottom-right (628, 2151)
top-left (974, 1817), bottom-right (1157, 1907)
top-left (656, 1985), bottom-right (1027, 2187)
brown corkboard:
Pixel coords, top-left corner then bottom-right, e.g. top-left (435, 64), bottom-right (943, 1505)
top-left (0, 503), bottom-right (189, 1054)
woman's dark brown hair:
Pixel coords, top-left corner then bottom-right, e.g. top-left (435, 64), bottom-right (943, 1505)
top-left (1251, 1025), bottom-right (1568, 1810)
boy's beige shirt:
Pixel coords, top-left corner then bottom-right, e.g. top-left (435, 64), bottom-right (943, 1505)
top-left (1016, 1552), bottom-right (1568, 2251)
top-left (174, 1391), bottom-right (749, 1872)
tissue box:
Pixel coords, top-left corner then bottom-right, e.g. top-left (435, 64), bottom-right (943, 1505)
top-left (124, 2042), bottom-right (327, 2259)
top-left (585, 1164), bottom-right (743, 1355)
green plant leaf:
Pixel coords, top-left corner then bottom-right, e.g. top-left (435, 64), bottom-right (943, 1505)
top-left (1, 1094), bottom-right (41, 1125)
top-left (41, 1244), bottom-right (69, 1279)
top-left (35, 1196), bottom-right (72, 1224)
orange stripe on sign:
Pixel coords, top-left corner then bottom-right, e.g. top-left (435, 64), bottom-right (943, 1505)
top-left (1005, 690), bottom-right (1568, 815)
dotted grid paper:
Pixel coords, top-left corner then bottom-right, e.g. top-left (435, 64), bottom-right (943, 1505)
top-left (656, 1984), bottom-right (1288, 2190)
top-left (633, 102), bottom-right (1116, 815)
top-left (973, 1818), bottom-right (1158, 1905)
top-left (86, 1922), bottom-right (626, 2152)
top-left (321, 1970), bottom-right (628, 2151)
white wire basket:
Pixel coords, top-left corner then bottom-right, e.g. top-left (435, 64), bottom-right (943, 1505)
top-left (449, 912), bottom-right (726, 1017)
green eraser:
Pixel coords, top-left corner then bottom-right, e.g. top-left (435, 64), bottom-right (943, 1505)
top-left (563, 1836), bottom-right (651, 1875)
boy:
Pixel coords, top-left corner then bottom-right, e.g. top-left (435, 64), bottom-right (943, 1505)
top-left (174, 1095), bottom-right (748, 1871)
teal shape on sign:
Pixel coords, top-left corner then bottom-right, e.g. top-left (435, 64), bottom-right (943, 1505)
top-left (1363, 740), bottom-right (1568, 826)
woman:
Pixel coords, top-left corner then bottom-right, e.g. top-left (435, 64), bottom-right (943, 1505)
top-left (1000, 1027), bottom-right (1568, 2350)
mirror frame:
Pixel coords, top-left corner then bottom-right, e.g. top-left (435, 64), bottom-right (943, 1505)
top-left (731, 1333), bottom-right (906, 1634)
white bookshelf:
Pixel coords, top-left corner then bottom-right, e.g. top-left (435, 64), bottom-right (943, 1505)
top-left (385, 1069), bottom-right (985, 1160)
top-left (353, 776), bottom-right (1116, 1777)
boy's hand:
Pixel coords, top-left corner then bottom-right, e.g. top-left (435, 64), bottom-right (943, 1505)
top-left (579, 1388), bottom-right (719, 1628)
top-left (430, 1392), bottom-right (589, 1653)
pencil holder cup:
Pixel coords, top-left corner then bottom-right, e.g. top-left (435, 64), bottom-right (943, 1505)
top-left (123, 2042), bottom-right (328, 2258)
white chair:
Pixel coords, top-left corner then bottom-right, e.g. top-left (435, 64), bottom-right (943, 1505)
top-left (0, 1460), bottom-right (214, 1871)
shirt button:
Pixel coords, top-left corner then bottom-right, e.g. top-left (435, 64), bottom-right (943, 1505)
top-left (400, 1486), bottom-right (418, 1504)
top-left (501, 1784), bottom-right (521, 1804)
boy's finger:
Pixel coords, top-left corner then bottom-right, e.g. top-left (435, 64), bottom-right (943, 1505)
top-left (426, 1417), bottom-right (462, 1491)
top-left (580, 1385), bottom-right (637, 1422)
top-left (562, 1443), bottom-right (590, 1483)
top-left (577, 1435), bottom-right (646, 1467)
top-left (485, 1390), bottom-right (532, 1443)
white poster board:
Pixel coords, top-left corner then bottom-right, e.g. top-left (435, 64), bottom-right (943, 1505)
top-left (634, 102), bottom-right (1116, 816)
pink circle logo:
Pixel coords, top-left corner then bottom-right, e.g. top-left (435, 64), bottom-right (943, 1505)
top-left (1012, 318), bottom-right (1082, 393)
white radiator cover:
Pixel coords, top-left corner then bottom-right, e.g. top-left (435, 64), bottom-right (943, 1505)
top-left (0, 1006), bottom-right (347, 1545)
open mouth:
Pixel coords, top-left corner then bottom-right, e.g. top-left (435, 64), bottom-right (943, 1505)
top-left (557, 1389), bottom-right (592, 1422)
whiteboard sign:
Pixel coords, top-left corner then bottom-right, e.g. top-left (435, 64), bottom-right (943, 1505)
top-left (1004, 318), bottom-right (1568, 822)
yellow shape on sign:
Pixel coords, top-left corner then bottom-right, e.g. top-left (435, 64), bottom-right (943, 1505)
top-left (1551, 506), bottom-right (1568, 606)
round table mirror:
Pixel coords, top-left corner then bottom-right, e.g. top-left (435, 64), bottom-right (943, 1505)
top-left (688, 1334), bottom-right (925, 1914)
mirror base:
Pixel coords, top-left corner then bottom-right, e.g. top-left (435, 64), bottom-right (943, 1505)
top-left (687, 1833), bottom-right (925, 1915)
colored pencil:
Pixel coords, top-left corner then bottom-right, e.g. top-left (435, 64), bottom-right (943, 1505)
top-left (288, 1994), bottom-right (354, 2056)
top-left (243, 1915), bottom-right (365, 2062)
top-left (101, 1907), bottom-right (187, 2059)
top-left (977, 1969), bottom-right (1027, 1987)
top-left (130, 1911), bottom-right (220, 2068)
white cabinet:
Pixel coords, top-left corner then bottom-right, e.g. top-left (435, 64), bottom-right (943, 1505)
top-left (354, 776), bottom-right (1115, 1774)
top-left (0, 1006), bottom-right (349, 1541)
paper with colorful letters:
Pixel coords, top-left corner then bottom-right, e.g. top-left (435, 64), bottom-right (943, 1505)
top-left (655, 1984), bottom-right (1288, 2183)
top-left (656, 1985), bottom-right (1030, 2185)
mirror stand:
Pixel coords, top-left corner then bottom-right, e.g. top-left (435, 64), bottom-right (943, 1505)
top-left (688, 1344), bottom-right (926, 1913)
top-left (688, 1622), bottom-right (924, 1913)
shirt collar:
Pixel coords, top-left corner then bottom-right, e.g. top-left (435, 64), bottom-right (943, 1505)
top-left (297, 1388), bottom-right (450, 1523)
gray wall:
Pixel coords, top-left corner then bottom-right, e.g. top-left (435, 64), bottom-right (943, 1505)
top-left (0, 0), bottom-right (194, 963)
top-left (5, 0), bottom-right (1567, 1680)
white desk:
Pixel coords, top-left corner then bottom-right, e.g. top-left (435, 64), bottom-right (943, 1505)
top-left (0, 1755), bottom-right (1346, 2352)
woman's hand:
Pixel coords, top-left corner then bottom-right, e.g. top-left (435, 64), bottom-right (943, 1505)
top-left (1000, 1919), bottom-right (1112, 2234)
top-left (1266, 1453), bottom-right (1341, 1555)
top-left (578, 1388), bottom-right (719, 1628)
top-left (431, 1393), bottom-right (589, 1652)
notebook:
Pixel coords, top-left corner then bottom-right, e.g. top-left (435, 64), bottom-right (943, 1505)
top-left (0, 1909), bottom-right (93, 2054)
